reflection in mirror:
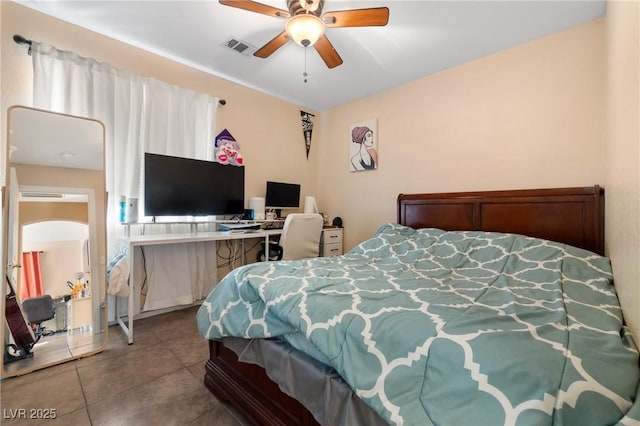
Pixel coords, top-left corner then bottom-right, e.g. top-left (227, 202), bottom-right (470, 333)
top-left (2, 106), bottom-right (107, 378)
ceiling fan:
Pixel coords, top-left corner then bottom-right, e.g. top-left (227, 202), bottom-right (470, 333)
top-left (219, 0), bottom-right (389, 69)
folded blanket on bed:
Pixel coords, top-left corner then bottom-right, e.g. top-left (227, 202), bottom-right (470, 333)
top-left (197, 223), bottom-right (640, 425)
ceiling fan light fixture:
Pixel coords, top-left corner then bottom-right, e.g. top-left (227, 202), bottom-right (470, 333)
top-left (286, 14), bottom-right (324, 47)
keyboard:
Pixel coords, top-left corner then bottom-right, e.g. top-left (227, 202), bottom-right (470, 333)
top-left (219, 223), bottom-right (261, 232)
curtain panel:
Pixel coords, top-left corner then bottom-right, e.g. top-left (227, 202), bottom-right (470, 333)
top-left (31, 42), bottom-right (220, 257)
top-left (20, 251), bottom-right (43, 301)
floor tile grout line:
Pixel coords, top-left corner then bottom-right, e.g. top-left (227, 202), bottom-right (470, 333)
top-left (2, 306), bottom-right (244, 425)
top-left (74, 365), bottom-right (92, 424)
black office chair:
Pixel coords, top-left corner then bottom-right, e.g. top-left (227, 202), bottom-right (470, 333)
top-left (22, 295), bottom-right (56, 339)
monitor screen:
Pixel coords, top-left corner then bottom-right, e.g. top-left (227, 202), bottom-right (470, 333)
top-left (265, 181), bottom-right (301, 209)
top-left (144, 153), bottom-right (244, 217)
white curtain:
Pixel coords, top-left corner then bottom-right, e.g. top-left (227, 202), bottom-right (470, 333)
top-left (145, 78), bottom-right (216, 160)
top-left (32, 42), bottom-right (220, 314)
top-left (141, 78), bottom-right (218, 226)
top-left (31, 42), bottom-right (220, 257)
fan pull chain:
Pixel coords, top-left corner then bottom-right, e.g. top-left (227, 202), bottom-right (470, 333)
top-left (303, 47), bottom-right (308, 84)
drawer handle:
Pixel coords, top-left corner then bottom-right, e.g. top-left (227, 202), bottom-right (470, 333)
top-left (330, 248), bottom-right (339, 252)
top-left (329, 235), bottom-right (338, 239)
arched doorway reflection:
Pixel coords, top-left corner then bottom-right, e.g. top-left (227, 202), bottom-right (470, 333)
top-left (22, 220), bottom-right (89, 300)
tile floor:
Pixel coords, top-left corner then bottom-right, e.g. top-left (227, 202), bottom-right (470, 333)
top-left (1, 306), bottom-right (245, 425)
top-left (3, 324), bottom-right (107, 377)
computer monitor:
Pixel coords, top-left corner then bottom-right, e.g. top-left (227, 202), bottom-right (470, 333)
top-left (265, 181), bottom-right (300, 217)
top-left (145, 153), bottom-right (245, 217)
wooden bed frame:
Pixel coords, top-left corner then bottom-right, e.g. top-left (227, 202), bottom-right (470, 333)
top-left (204, 185), bottom-right (605, 425)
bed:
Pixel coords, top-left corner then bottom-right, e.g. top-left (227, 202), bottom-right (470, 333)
top-left (196, 185), bottom-right (640, 425)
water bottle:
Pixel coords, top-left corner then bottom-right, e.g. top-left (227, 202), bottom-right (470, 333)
top-left (119, 195), bottom-right (127, 223)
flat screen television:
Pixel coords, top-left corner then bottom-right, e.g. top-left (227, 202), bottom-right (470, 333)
top-left (265, 181), bottom-right (301, 212)
top-left (144, 153), bottom-right (244, 217)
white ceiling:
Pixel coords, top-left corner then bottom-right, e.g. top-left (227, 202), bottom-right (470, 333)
top-left (14, 0), bottom-right (606, 111)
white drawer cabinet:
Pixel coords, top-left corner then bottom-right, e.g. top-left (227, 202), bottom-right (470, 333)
top-left (67, 297), bottom-right (93, 330)
top-left (320, 228), bottom-right (343, 257)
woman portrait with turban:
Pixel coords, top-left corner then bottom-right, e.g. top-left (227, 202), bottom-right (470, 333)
top-left (350, 124), bottom-right (378, 171)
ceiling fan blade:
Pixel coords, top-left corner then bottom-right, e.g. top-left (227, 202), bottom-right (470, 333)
top-left (254, 31), bottom-right (290, 58)
top-left (314, 35), bottom-right (343, 69)
top-left (323, 7), bottom-right (389, 28)
top-left (219, 0), bottom-right (289, 18)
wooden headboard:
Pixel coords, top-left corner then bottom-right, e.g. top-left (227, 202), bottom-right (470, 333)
top-left (398, 186), bottom-right (604, 255)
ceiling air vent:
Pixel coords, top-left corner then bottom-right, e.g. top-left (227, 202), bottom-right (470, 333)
top-left (223, 38), bottom-right (257, 57)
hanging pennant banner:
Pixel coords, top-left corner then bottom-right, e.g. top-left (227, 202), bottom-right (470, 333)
top-left (300, 111), bottom-right (315, 159)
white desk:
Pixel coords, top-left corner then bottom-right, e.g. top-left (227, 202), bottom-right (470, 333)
top-left (118, 229), bottom-right (282, 344)
top-left (122, 219), bottom-right (285, 237)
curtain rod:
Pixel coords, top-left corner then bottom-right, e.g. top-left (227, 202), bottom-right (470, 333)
top-left (13, 34), bottom-right (227, 106)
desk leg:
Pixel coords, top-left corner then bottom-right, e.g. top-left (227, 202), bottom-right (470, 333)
top-left (116, 243), bottom-right (135, 344)
top-left (264, 235), bottom-right (270, 261)
top-left (127, 245), bottom-right (134, 344)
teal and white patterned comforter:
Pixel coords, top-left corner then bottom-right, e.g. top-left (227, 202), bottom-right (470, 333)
top-left (197, 223), bottom-right (640, 425)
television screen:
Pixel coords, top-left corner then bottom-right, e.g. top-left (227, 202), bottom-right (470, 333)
top-left (144, 153), bottom-right (244, 217)
top-left (265, 181), bottom-right (301, 209)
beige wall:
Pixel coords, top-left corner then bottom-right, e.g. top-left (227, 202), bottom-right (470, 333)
top-left (319, 20), bottom-right (605, 249)
top-left (19, 201), bottom-right (88, 225)
top-left (604, 0), bottom-right (640, 340)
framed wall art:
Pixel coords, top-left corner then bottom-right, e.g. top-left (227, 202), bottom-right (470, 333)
top-left (349, 118), bottom-right (378, 172)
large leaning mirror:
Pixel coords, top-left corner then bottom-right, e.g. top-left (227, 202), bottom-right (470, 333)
top-left (2, 105), bottom-right (107, 378)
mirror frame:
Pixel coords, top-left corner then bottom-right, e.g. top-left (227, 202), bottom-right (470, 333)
top-left (2, 105), bottom-right (108, 378)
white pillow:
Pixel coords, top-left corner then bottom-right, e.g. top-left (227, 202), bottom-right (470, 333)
top-left (108, 256), bottom-right (130, 297)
